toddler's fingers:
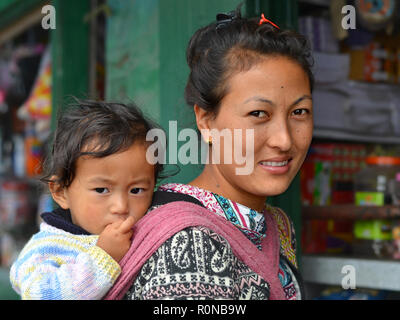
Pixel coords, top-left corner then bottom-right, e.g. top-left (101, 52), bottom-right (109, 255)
top-left (119, 216), bottom-right (135, 233)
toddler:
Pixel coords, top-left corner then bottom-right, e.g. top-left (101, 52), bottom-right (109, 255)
top-left (10, 99), bottom-right (163, 300)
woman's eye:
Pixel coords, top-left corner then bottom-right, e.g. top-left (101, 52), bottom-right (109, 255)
top-left (292, 108), bottom-right (310, 116)
top-left (130, 188), bottom-right (144, 194)
top-left (249, 110), bottom-right (268, 118)
top-left (94, 188), bottom-right (109, 194)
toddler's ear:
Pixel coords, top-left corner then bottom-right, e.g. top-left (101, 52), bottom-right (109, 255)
top-left (48, 177), bottom-right (69, 210)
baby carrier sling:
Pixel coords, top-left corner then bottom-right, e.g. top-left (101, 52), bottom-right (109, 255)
top-left (104, 191), bottom-right (286, 300)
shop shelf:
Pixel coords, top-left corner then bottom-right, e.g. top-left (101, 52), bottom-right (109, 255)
top-left (313, 128), bottom-right (400, 145)
top-left (302, 205), bottom-right (400, 220)
top-left (301, 254), bottom-right (400, 291)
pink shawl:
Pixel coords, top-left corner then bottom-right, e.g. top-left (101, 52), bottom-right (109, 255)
top-left (104, 201), bottom-right (286, 300)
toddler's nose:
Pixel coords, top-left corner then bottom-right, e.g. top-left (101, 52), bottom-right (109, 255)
top-left (110, 194), bottom-right (129, 215)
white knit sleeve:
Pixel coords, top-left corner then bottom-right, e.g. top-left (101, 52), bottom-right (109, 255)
top-left (10, 233), bottom-right (121, 300)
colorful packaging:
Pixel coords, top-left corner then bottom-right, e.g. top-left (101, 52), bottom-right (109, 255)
top-left (301, 143), bottom-right (366, 205)
top-left (348, 42), bottom-right (397, 83)
top-left (302, 219), bottom-right (354, 254)
top-left (355, 191), bottom-right (384, 206)
top-left (354, 220), bottom-right (392, 241)
top-left (302, 220), bottom-right (328, 254)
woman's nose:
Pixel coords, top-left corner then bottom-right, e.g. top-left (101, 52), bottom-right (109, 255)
top-left (266, 120), bottom-right (292, 152)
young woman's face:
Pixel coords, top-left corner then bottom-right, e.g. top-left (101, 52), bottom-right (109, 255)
top-left (55, 142), bottom-right (155, 234)
top-left (206, 56), bottom-right (313, 203)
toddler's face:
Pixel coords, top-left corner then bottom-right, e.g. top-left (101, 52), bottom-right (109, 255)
top-left (55, 141), bottom-right (155, 234)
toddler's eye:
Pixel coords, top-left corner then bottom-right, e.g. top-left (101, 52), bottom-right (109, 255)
top-left (130, 188), bottom-right (144, 194)
top-left (94, 188), bottom-right (109, 194)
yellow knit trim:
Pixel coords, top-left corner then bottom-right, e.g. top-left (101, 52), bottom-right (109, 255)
top-left (87, 246), bottom-right (121, 282)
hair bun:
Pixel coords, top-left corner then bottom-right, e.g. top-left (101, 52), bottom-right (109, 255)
top-left (215, 3), bottom-right (243, 29)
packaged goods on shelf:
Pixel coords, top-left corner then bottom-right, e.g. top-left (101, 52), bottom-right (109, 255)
top-left (397, 48), bottom-right (400, 83)
top-left (312, 52), bottom-right (350, 84)
top-left (299, 16), bottom-right (339, 53)
top-left (314, 286), bottom-right (388, 300)
top-left (302, 220), bottom-right (328, 254)
top-left (353, 219), bottom-right (394, 258)
top-left (354, 156), bottom-right (400, 206)
top-left (392, 173), bottom-right (400, 205)
top-left (354, 220), bottom-right (393, 241)
top-left (302, 219), bottom-right (354, 254)
top-left (301, 142), bottom-right (367, 205)
top-left (392, 224), bottom-right (400, 259)
top-left (313, 81), bottom-right (400, 136)
top-left (348, 42), bottom-right (397, 83)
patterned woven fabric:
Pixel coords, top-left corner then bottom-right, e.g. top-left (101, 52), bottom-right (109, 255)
top-left (270, 207), bottom-right (298, 268)
top-left (124, 226), bottom-right (271, 300)
top-left (160, 183), bottom-right (297, 267)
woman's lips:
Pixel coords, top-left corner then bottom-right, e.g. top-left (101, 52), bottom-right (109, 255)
top-left (258, 158), bottom-right (292, 174)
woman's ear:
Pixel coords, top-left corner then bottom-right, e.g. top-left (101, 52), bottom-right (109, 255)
top-left (48, 177), bottom-right (69, 210)
top-left (193, 104), bottom-right (214, 143)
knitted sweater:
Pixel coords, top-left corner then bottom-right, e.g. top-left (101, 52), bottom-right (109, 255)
top-left (9, 209), bottom-right (121, 300)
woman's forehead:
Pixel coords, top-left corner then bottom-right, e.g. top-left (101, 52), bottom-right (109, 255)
top-left (221, 58), bottom-right (311, 104)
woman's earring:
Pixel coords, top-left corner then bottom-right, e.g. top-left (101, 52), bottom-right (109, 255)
top-left (208, 136), bottom-right (213, 146)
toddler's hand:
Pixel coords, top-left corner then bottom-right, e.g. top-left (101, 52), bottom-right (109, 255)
top-left (96, 216), bottom-right (136, 262)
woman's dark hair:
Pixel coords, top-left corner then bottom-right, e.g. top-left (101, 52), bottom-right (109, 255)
top-left (184, 4), bottom-right (314, 114)
top-left (41, 98), bottom-right (165, 189)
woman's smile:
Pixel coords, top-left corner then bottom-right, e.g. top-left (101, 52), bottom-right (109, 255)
top-left (258, 157), bottom-right (293, 174)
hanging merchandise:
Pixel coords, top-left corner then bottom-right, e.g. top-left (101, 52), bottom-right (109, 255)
top-left (0, 89), bottom-right (7, 113)
top-left (0, 57), bottom-right (13, 114)
top-left (17, 47), bottom-right (51, 122)
top-left (14, 47), bottom-right (52, 177)
top-left (355, 0), bottom-right (398, 32)
top-left (24, 122), bottom-right (42, 177)
top-left (0, 179), bottom-right (30, 231)
top-left (0, 58), bottom-right (13, 92)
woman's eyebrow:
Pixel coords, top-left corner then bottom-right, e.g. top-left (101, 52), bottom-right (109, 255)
top-left (243, 96), bottom-right (274, 106)
top-left (290, 95), bottom-right (312, 107)
top-left (243, 95), bottom-right (312, 107)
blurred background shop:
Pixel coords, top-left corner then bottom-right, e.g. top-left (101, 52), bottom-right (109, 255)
top-left (1, 0), bottom-right (400, 300)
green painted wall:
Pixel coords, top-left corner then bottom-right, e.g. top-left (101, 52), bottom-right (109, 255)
top-left (106, 0), bottom-right (161, 121)
top-left (51, 0), bottom-right (90, 129)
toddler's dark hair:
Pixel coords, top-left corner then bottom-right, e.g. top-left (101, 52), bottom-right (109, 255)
top-left (41, 98), bottom-right (164, 189)
top-left (184, 4), bottom-right (314, 114)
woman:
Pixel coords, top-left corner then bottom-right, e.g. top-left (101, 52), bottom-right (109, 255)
top-left (122, 6), bottom-right (314, 300)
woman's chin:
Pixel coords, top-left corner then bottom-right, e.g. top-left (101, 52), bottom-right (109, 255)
top-left (253, 177), bottom-right (292, 198)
